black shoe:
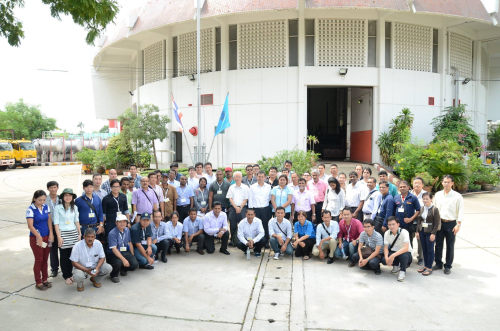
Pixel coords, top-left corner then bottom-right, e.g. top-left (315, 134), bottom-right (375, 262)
top-left (197, 249), bottom-right (205, 255)
top-left (444, 266), bottom-right (451, 275)
top-left (228, 242), bottom-right (234, 247)
top-left (327, 258), bottom-right (334, 264)
top-left (120, 270), bottom-right (128, 277)
top-left (406, 264), bottom-right (411, 269)
top-left (111, 277), bottom-right (120, 283)
top-left (375, 269), bottom-right (381, 275)
top-left (50, 270), bottom-right (58, 278)
top-left (219, 249), bottom-right (230, 255)
top-left (417, 259), bottom-right (424, 266)
top-left (432, 264), bottom-right (443, 271)
top-left (139, 265), bottom-right (154, 270)
top-left (161, 257), bottom-right (168, 263)
top-left (265, 243), bottom-right (270, 249)
top-left (176, 248), bottom-right (180, 254)
top-left (348, 262), bottom-right (355, 268)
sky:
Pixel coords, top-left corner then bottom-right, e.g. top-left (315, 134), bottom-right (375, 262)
top-left (0, 0), bottom-right (497, 134)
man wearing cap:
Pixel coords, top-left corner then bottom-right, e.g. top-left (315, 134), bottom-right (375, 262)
top-left (150, 210), bottom-right (170, 262)
top-left (102, 179), bottom-right (129, 238)
top-left (161, 172), bottom-right (178, 222)
top-left (224, 167), bottom-right (235, 185)
top-left (183, 208), bottom-right (205, 254)
top-left (106, 214), bottom-right (138, 283)
top-left (187, 166), bottom-right (200, 191)
top-left (131, 177), bottom-right (159, 224)
top-left (130, 212), bottom-right (156, 269)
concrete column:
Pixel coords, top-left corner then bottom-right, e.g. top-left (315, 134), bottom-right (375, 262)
top-left (439, 27), bottom-right (448, 108)
top-left (297, 0), bottom-right (306, 150)
top-left (136, 49), bottom-right (144, 110)
top-left (165, 29), bottom-right (174, 164)
top-left (220, 21), bottom-right (229, 167)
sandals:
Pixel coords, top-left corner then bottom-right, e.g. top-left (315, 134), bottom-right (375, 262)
top-left (35, 284), bottom-right (47, 291)
top-left (42, 281), bottom-right (52, 288)
top-left (65, 278), bottom-right (73, 285)
top-left (422, 269), bottom-right (433, 276)
top-left (417, 267), bottom-right (426, 273)
top-left (302, 255), bottom-right (310, 261)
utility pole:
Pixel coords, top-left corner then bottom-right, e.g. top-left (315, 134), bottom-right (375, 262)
top-left (196, 0), bottom-right (202, 163)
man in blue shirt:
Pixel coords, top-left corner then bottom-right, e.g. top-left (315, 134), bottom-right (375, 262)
top-left (379, 181), bottom-right (396, 233)
top-left (129, 164), bottom-right (142, 189)
top-left (75, 180), bottom-right (104, 238)
top-left (183, 208), bottom-right (205, 254)
top-left (394, 180), bottom-right (420, 253)
top-left (106, 215), bottom-right (138, 283)
top-left (176, 175), bottom-right (194, 223)
top-left (170, 162), bottom-right (182, 181)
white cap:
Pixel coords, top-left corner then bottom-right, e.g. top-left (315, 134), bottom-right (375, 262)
top-left (116, 214), bottom-right (127, 221)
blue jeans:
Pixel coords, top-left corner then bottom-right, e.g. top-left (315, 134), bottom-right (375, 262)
top-left (420, 231), bottom-right (435, 269)
top-left (334, 240), bottom-right (357, 262)
top-left (269, 237), bottom-right (293, 255)
top-left (134, 244), bottom-right (157, 265)
top-left (80, 225), bottom-right (98, 239)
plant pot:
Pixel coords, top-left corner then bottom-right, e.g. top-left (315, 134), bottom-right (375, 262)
top-left (423, 185), bottom-right (433, 193)
top-left (117, 169), bottom-right (124, 175)
top-left (84, 169), bottom-right (91, 174)
top-left (481, 183), bottom-right (494, 191)
top-left (474, 181), bottom-right (486, 186)
top-left (105, 169), bottom-right (110, 175)
top-left (82, 164), bottom-right (91, 171)
top-left (457, 184), bottom-right (468, 194)
top-left (97, 168), bottom-right (105, 174)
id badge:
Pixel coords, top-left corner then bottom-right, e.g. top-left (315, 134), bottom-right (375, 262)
top-left (397, 206), bottom-right (404, 213)
top-left (89, 212), bottom-right (95, 218)
top-left (422, 223), bottom-right (429, 228)
top-left (120, 246), bottom-right (127, 251)
top-left (180, 198), bottom-right (187, 203)
top-left (117, 212), bottom-right (122, 216)
top-left (141, 240), bottom-right (147, 245)
top-left (217, 190), bottom-right (223, 195)
top-left (65, 220), bottom-right (70, 225)
top-left (201, 201), bottom-right (206, 206)
top-left (85, 262), bottom-right (92, 268)
top-left (165, 198), bottom-right (170, 202)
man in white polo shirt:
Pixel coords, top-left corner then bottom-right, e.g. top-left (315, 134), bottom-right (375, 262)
top-left (226, 171), bottom-right (249, 246)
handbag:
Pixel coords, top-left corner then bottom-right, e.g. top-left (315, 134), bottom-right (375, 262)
top-left (360, 236), bottom-right (374, 259)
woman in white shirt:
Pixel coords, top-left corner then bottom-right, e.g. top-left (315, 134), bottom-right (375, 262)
top-left (53, 188), bottom-right (81, 285)
top-left (322, 177), bottom-right (345, 223)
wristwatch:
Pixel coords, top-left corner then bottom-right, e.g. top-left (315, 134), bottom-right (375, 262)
top-left (457, 223), bottom-right (461, 227)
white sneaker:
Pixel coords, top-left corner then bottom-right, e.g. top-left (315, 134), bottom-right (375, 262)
top-left (391, 266), bottom-right (400, 275)
top-left (274, 253), bottom-right (280, 260)
top-left (398, 271), bottom-right (406, 282)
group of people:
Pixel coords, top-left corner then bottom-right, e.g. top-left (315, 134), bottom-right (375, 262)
top-left (26, 161), bottom-right (463, 291)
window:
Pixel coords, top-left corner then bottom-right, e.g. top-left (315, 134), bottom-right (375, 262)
top-left (216, 27), bottom-right (221, 72)
top-left (368, 21), bottom-right (377, 67)
top-left (289, 20), bottom-right (298, 67)
top-left (305, 19), bottom-right (314, 66)
top-left (229, 25), bottom-right (237, 70)
top-left (385, 22), bottom-right (391, 68)
top-left (173, 37), bottom-right (178, 77)
top-left (432, 29), bottom-right (438, 73)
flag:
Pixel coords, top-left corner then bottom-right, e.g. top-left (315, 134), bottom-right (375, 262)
top-left (215, 93), bottom-right (230, 136)
top-left (172, 94), bottom-right (183, 132)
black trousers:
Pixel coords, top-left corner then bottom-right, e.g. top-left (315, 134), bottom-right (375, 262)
top-left (435, 220), bottom-right (456, 269)
top-left (374, 217), bottom-right (384, 235)
top-left (204, 230), bottom-right (229, 254)
top-left (167, 239), bottom-right (183, 254)
top-left (177, 205), bottom-right (190, 223)
top-left (293, 210), bottom-right (312, 224)
top-left (382, 251), bottom-right (412, 272)
top-left (236, 239), bottom-right (265, 253)
top-left (228, 206), bottom-right (247, 244)
top-left (295, 238), bottom-right (316, 257)
top-left (50, 224), bottom-right (59, 272)
top-left (155, 239), bottom-right (171, 259)
top-left (352, 252), bottom-right (382, 271)
top-left (254, 206), bottom-right (271, 243)
top-left (315, 201), bottom-right (324, 223)
top-left (106, 251), bottom-right (139, 278)
top-left (183, 233), bottom-right (206, 251)
top-left (59, 247), bottom-right (73, 279)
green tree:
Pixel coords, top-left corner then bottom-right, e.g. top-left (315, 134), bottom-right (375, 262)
top-left (118, 104), bottom-right (171, 169)
top-left (99, 125), bottom-right (109, 133)
top-left (487, 125), bottom-right (500, 151)
top-left (1, 0), bottom-right (119, 47)
top-left (0, 99), bottom-right (57, 139)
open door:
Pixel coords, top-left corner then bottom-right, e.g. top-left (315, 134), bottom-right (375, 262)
top-left (350, 87), bottom-right (373, 163)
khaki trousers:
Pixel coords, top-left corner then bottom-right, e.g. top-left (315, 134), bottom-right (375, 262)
top-left (312, 239), bottom-right (337, 258)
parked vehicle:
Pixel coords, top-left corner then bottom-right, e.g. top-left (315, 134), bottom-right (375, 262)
top-left (9, 140), bottom-right (37, 168)
top-left (0, 140), bottom-right (15, 171)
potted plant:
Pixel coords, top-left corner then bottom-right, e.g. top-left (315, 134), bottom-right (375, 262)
top-left (415, 172), bottom-right (433, 192)
top-left (93, 150), bottom-right (106, 174)
top-left (428, 159), bottom-right (468, 192)
top-left (75, 148), bottom-right (95, 174)
top-left (104, 149), bottom-right (117, 175)
top-left (479, 166), bottom-right (500, 191)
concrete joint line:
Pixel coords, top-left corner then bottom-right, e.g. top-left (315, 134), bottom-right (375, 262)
top-left (241, 250), bottom-right (268, 331)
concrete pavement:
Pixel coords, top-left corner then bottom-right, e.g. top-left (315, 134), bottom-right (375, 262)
top-left (0, 165), bottom-right (499, 330)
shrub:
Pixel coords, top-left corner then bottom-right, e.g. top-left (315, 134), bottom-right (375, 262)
top-left (427, 160), bottom-right (468, 191)
top-left (256, 150), bottom-right (320, 176)
top-left (75, 148), bottom-right (96, 169)
top-left (376, 108), bottom-right (414, 167)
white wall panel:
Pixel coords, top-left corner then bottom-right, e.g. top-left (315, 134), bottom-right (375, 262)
top-left (262, 68), bottom-right (289, 104)
top-left (236, 69), bottom-right (262, 104)
top-left (394, 23), bottom-right (432, 72)
top-left (239, 21), bottom-right (286, 70)
top-left (449, 32), bottom-right (473, 78)
top-left (144, 41), bottom-right (164, 85)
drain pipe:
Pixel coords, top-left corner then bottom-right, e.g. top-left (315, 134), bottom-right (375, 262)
top-left (451, 66), bottom-right (460, 106)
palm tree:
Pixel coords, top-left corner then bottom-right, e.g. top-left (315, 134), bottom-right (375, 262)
top-left (488, 125), bottom-right (500, 151)
top-left (307, 135), bottom-right (319, 151)
top-left (77, 122), bottom-right (85, 134)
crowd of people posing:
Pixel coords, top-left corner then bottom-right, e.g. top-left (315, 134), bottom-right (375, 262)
top-left (26, 160), bottom-right (463, 291)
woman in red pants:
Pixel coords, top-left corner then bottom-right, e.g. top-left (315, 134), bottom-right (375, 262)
top-left (26, 190), bottom-right (54, 291)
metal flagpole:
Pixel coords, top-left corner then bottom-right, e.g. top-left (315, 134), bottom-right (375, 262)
top-left (206, 134), bottom-right (216, 162)
top-left (182, 130), bottom-right (195, 164)
top-left (196, 0), bottom-right (202, 163)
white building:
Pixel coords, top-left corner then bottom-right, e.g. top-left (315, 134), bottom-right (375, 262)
top-left (92, 0), bottom-right (500, 167)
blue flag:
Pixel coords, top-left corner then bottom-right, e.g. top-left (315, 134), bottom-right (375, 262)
top-left (215, 93), bottom-right (230, 136)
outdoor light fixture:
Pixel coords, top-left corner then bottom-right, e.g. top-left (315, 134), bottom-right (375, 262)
top-left (357, 99), bottom-right (363, 104)
top-left (339, 68), bottom-right (348, 76)
top-left (189, 73), bottom-right (196, 81)
top-left (462, 78), bottom-right (471, 85)
top-left (128, 91), bottom-right (134, 96)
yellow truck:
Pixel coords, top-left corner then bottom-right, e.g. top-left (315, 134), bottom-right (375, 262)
top-left (0, 140), bottom-right (15, 171)
top-left (10, 140), bottom-right (37, 168)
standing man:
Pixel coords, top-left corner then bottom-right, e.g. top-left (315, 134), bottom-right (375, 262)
top-left (183, 208), bottom-right (205, 254)
top-left (106, 215), bottom-right (138, 283)
top-left (187, 166), bottom-right (200, 191)
top-left (150, 210), bottom-right (170, 262)
top-left (376, 170), bottom-right (398, 197)
top-left (242, 164), bottom-right (256, 187)
top-left (131, 177), bottom-right (159, 224)
top-left (268, 207), bottom-right (293, 259)
top-left (330, 164), bottom-right (339, 179)
top-left (362, 177), bottom-right (382, 221)
top-left (195, 162), bottom-right (204, 178)
top-left (378, 181), bottom-right (396, 234)
top-left (335, 208), bottom-right (363, 266)
top-left (312, 210), bottom-right (339, 264)
top-left (75, 179), bottom-right (104, 238)
top-left (433, 175), bottom-right (464, 275)
top-left (394, 180), bottom-right (420, 259)
top-left (236, 208), bottom-right (266, 257)
top-left (176, 175), bottom-right (194, 223)
top-left (120, 177), bottom-right (133, 213)
top-left (102, 179), bottom-right (129, 237)
top-left (46, 181), bottom-right (60, 278)
top-left (355, 164), bottom-right (363, 180)
top-left (411, 176), bottom-right (425, 266)
top-left (92, 174), bottom-right (107, 201)
top-left (101, 169), bottom-right (118, 195)
top-left (345, 171), bottom-right (367, 220)
top-left (308, 169), bottom-right (328, 222)
top-left (161, 173), bottom-right (178, 222)
top-left (252, 164), bottom-right (260, 178)
top-left (203, 202), bottom-right (230, 255)
top-left (248, 171), bottom-right (272, 248)
top-left (225, 167), bottom-right (235, 185)
top-left (288, 173), bottom-right (299, 191)
top-left (167, 169), bottom-right (180, 188)
top-left (351, 219), bottom-right (384, 275)
top-left (203, 162), bottom-right (215, 186)
top-left (208, 169), bottom-right (231, 212)
top-left (148, 172), bottom-right (165, 218)
top-left (170, 162), bottom-right (182, 181)
top-left (382, 216), bottom-right (412, 282)
top-left (129, 164), bottom-right (142, 189)
top-left (291, 178), bottom-right (316, 223)
top-left (265, 166), bottom-right (279, 189)
top-left (283, 160), bottom-right (294, 179)
top-left (226, 171), bottom-right (249, 247)
top-left (318, 164), bottom-right (329, 183)
top-left (130, 212), bottom-right (156, 269)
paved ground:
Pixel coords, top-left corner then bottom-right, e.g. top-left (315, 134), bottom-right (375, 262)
top-left (0, 165), bottom-right (499, 330)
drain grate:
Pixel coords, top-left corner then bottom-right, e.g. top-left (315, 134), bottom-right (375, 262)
top-left (276, 267), bottom-right (282, 269)
top-left (271, 302), bottom-right (277, 306)
top-left (275, 277), bottom-right (280, 279)
top-left (268, 319), bottom-right (275, 323)
top-left (273, 289), bottom-right (279, 291)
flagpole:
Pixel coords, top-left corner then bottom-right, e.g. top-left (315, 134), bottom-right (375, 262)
top-left (206, 135), bottom-right (216, 162)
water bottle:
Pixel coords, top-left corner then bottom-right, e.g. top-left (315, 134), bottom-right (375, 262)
top-left (340, 243), bottom-right (347, 259)
top-left (48, 239), bottom-right (52, 248)
top-left (246, 247), bottom-right (250, 260)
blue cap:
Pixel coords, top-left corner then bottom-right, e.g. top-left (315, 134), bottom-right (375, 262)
top-left (141, 212), bottom-right (151, 220)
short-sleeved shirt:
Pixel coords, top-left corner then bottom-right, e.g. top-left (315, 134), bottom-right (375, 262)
top-left (176, 185), bottom-right (194, 207)
top-left (359, 231), bottom-right (384, 254)
top-left (307, 180), bottom-right (328, 203)
top-left (226, 184), bottom-right (250, 207)
top-left (294, 220), bottom-right (316, 239)
top-left (108, 227), bottom-right (132, 253)
top-left (161, 184), bottom-right (178, 217)
top-left (183, 216), bottom-right (204, 236)
top-left (187, 177), bottom-right (200, 191)
top-left (130, 222), bottom-right (152, 245)
top-left (271, 185), bottom-right (293, 212)
top-left (166, 221), bottom-right (183, 240)
top-left (345, 182), bottom-right (368, 208)
top-left (69, 239), bottom-right (105, 268)
top-left (26, 203), bottom-right (50, 237)
top-left (394, 192), bottom-right (421, 230)
top-left (132, 188), bottom-right (159, 214)
top-left (167, 180), bottom-right (180, 188)
top-left (203, 173), bottom-right (216, 186)
top-left (53, 204), bottom-right (79, 231)
top-left (384, 228), bottom-right (411, 252)
top-left (209, 180), bottom-right (231, 207)
top-left (292, 190), bottom-right (316, 212)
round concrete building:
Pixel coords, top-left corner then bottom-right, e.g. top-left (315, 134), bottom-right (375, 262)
top-left (92, 0), bottom-right (500, 167)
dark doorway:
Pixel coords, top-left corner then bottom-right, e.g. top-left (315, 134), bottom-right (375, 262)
top-left (172, 132), bottom-right (182, 162)
top-left (307, 87), bottom-right (347, 160)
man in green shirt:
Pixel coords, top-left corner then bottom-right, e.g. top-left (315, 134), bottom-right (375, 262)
top-left (376, 170), bottom-right (398, 197)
